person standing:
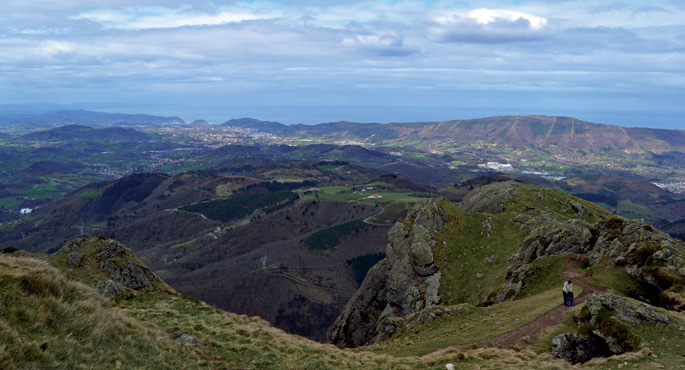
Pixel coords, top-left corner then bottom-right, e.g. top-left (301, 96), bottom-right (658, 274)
top-left (563, 280), bottom-right (573, 306)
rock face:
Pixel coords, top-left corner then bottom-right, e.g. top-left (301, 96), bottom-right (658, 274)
top-left (327, 199), bottom-right (448, 348)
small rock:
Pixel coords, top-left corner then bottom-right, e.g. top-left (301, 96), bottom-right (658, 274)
top-left (483, 255), bottom-right (496, 264)
top-left (680, 326), bottom-right (685, 331)
top-left (67, 252), bottom-right (84, 268)
top-left (95, 280), bottom-right (123, 298)
top-left (176, 333), bottom-right (197, 346)
top-left (446, 363), bottom-right (455, 370)
top-left (475, 273), bottom-right (484, 279)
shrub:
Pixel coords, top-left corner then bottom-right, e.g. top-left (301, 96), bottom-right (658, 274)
top-left (0, 246), bottom-right (18, 254)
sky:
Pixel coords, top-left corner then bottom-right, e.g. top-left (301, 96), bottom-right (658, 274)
top-left (1, 1), bottom-right (684, 128)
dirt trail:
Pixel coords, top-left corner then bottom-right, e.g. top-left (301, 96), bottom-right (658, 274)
top-left (478, 258), bottom-right (608, 348)
top-left (426, 258), bottom-right (608, 358)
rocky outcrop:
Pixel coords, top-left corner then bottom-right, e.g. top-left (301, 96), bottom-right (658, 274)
top-left (96, 239), bottom-right (155, 290)
top-left (327, 199), bottom-right (448, 348)
top-left (370, 306), bottom-right (465, 344)
top-left (585, 293), bottom-right (669, 326)
top-left (95, 280), bottom-right (124, 298)
top-left (512, 218), bottom-right (593, 269)
top-left (495, 263), bottom-right (541, 302)
top-left (553, 293), bottom-right (669, 364)
top-left (552, 333), bottom-right (612, 364)
top-left (459, 181), bottom-right (518, 214)
top-left (57, 237), bottom-right (171, 298)
top-left (67, 252), bottom-right (84, 268)
top-left (505, 204), bottom-right (685, 304)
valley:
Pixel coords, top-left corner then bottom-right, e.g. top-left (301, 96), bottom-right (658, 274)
top-left (1, 112), bottom-right (684, 369)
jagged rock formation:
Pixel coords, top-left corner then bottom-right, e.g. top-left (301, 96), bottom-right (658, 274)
top-left (327, 199), bottom-right (448, 348)
top-left (56, 237), bottom-right (172, 298)
top-left (553, 293), bottom-right (669, 363)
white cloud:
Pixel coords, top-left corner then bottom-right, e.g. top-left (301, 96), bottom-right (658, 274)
top-left (72, 5), bottom-right (279, 30)
top-left (467, 8), bottom-right (547, 30)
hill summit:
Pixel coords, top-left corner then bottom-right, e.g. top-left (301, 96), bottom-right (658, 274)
top-left (328, 181), bottom-right (685, 365)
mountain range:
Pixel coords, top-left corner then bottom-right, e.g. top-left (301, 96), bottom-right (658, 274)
top-left (224, 115), bottom-right (685, 153)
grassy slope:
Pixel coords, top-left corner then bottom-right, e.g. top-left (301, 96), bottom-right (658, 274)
top-left (433, 184), bottom-right (609, 305)
top-left (2, 252), bottom-right (589, 370)
top-left (367, 289), bottom-right (565, 357)
top-left (0, 255), bottom-right (198, 369)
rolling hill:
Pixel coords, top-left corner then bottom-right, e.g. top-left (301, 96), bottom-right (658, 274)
top-left (2, 182), bottom-right (684, 369)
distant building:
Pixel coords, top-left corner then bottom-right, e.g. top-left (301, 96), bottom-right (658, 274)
top-left (20, 208), bottom-right (32, 215)
top-left (477, 162), bottom-right (515, 172)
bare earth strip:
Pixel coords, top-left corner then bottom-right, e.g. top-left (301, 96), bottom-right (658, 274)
top-left (478, 258), bottom-right (609, 348)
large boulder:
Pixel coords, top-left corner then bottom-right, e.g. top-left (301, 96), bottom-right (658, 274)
top-left (552, 333), bottom-right (613, 364)
top-left (585, 293), bottom-right (669, 326)
top-left (327, 199), bottom-right (448, 348)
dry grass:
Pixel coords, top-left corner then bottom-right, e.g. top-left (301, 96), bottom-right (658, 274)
top-left (0, 254), bottom-right (197, 369)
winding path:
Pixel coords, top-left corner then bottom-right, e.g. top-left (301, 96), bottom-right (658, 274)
top-left (426, 258), bottom-right (609, 359)
top-left (478, 258), bottom-right (609, 348)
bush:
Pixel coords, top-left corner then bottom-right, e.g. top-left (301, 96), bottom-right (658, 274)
top-left (0, 246), bottom-right (19, 254)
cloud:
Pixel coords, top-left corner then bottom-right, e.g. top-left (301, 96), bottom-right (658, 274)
top-left (427, 8), bottom-right (548, 44)
top-left (0, 1), bottom-right (683, 128)
top-left (467, 8), bottom-right (547, 30)
top-left (72, 5), bottom-right (277, 30)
